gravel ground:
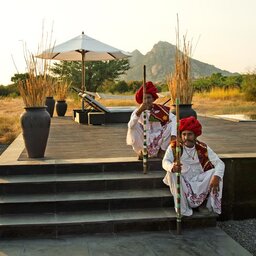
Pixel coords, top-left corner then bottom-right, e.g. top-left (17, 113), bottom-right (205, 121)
top-left (218, 219), bottom-right (256, 256)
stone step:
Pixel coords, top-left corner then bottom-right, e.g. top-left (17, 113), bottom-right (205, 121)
top-left (0, 188), bottom-right (173, 214)
top-left (0, 161), bottom-right (218, 238)
top-left (0, 208), bottom-right (217, 238)
top-left (0, 171), bottom-right (166, 194)
top-left (0, 160), bottom-right (163, 175)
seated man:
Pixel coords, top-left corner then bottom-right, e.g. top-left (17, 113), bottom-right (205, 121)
top-left (126, 81), bottom-right (176, 159)
top-left (162, 116), bottom-right (225, 216)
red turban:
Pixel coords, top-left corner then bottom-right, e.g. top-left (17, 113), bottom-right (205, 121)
top-left (179, 116), bottom-right (202, 137)
top-left (135, 81), bottom-right (159, 104)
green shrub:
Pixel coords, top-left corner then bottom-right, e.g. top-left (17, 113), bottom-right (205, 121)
top-left (128, 81), bottom-right (142, 93)
top-left (114, 80), bottom-right (129, 93)
top-left (192, 78), bottom-right (212, 92)
top-left (192, 73), bottom-right (244, 93)
top-left (0, 84), bottom-right (20, 97)
top-left (241, 74), bottom-right (256, 101)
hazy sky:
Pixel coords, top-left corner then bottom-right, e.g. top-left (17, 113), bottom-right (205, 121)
top-left (1, 0), bottom-right (255, 85)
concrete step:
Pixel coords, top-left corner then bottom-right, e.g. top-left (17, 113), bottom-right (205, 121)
top-left (0, 208), bottom-right (217, 238)
top-left (0, 188), bottom-right (173, 214)
top-left (0, 171), bottom-right (166, 194)
top-left (0, 162), bottom-right (218, 238)
top-left (0, 160), bottom-right (163, 175)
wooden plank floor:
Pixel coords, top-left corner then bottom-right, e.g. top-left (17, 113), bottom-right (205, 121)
top-left (19, 117), bottom-right (135, 160)
top-left (198, 115), bottom-right (256, 154)
top-left (19, 115), bottom-right (256, 161)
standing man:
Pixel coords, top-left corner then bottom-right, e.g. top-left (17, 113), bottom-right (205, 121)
top-left (127, 81), bottom-right (176, 159)
top-left (162, 116), bottom-right (225, 216)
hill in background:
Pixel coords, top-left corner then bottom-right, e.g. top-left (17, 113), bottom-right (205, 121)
top-left (122, 41), bottom-right (236, 82)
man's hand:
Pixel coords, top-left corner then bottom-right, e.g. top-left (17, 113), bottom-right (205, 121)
top-left (209, 175), bottom-right (221, 194)
top-left (171, 162), bottom-right (182, 173)
top-left (136, 103), bottom-right (150, 116)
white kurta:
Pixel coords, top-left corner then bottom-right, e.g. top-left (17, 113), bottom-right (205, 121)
top-left (126, 109), bottom-right (177, 157)
top-left (162, 144), bottom-right (225, 216)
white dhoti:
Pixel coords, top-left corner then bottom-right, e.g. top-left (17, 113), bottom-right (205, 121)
top-left (163, 168), bottom-right (223, 216)
top-left (126, 109), bottom-right (177, 157)
top-left (162, 144), bottom-right (225, 216)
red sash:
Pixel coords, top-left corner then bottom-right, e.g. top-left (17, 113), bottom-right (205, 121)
top-left (171, 140), bottom-right (215, 172)
top-left (150, 104), bottom-right (170, 125)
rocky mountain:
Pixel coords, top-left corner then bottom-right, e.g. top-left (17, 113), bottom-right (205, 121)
top-left (123, 41), bottom-right (235, 82)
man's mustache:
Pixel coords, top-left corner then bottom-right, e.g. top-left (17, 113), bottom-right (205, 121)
top-left (183, 139), bottom-right (195, 144)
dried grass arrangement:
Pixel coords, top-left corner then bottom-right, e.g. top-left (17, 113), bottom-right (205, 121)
top-left (55, 80), bottom-right (70, 101)
top-left (45, 76), bottom-right (57, 98)
top-left (18, 27), bottom-right (55, 107)
top-left (168, 19), bottom-right (193, 104)
top-left (18, 55), bottom-right (50, 107)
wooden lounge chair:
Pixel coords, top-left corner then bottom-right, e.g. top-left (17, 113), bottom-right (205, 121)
top-left (73, 89), bottom-right (135, 124)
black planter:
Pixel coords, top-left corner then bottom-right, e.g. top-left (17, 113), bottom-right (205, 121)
top-left (20, 107), bottom-right (51, 158)
top-left (73, 109), bottom-right (81, 120)
top-left (56, 100), bottom-right (67, 116)
top-left (45, 96), bottom-right (55, 117)
top-left (171, 104), bottom-right (197, 119)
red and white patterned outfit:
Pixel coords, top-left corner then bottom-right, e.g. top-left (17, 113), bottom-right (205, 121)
top-left (126, 104), bottom-right (177, 157)
top-left (162, 142), bottom-right (225, 216)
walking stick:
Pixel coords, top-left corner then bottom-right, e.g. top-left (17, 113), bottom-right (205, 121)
top-left (143, 65), bottom-right (148, 174)
top-left (176, 85), bottom-right (182, 235)
top-left (163, 97), bottom-right (171, 106)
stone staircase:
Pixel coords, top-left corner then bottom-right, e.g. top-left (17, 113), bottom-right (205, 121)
top-left (0, 161), bottom-right (217, 238)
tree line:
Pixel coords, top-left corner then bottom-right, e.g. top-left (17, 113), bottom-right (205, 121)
top-left (1, 60), bottom-right (256, 101)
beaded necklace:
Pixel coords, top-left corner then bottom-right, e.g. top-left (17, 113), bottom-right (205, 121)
top-left (184, 146), bottom-right (196, 160)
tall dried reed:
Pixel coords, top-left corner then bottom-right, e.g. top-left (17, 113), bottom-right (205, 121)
top-left (168, 18), bottom-right (193, 104)
top-left (55, 80), bottom-right (70, 101)
top-left (18, 25), bottom-right (55, 107)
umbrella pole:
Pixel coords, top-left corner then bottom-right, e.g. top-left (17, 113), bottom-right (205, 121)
top-left (82, 51), bottom-right (85, 111)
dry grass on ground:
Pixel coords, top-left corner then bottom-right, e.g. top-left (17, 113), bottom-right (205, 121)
top-left (97, 99), bottom-right (136, 107)
top-left (193, 89), bottom-right (256, 115)
top-left (156, 88), bottom-right (256, 116)
top-left (0, 91), bottom-right (255, 145)
top-left (0, 97), bottom-right (80, 144)
top-left (0, 98), bottom-right (23, 144)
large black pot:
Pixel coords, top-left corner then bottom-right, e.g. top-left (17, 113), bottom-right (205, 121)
top-left (56, 100), bottom-right (67, 116)
top-left (20, 107), bottom-right (51, 158)
top-left (45, 96), bottom-right (55, 117)
top-left (171, 104), bottom-right (197, 119)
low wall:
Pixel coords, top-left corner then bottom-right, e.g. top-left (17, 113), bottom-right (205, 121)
top-left (220, 157), bottom-right (256, 220)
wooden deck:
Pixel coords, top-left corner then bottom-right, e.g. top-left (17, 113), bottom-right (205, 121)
top-left (0, 114), bottom-right (255, 165)
top-left (19, 117), bottom-right (135, 160)
top-left (19, 115), bottom-right (256, 160)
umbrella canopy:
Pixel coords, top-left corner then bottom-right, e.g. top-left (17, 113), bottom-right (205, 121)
top-left (37, 32), bottom-right (131, 98)
top-left (38, 32), bottom-right (131, 61)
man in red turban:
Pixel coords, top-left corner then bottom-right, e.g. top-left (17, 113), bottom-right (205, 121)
top-left (162, 116), bottom-right (225, 216)
top-left (126, 81), bottom-right (177, 159)
top-left (135, 81), bottom-right (159, 104)
top-left (179, 116), bottom-right (202, 137)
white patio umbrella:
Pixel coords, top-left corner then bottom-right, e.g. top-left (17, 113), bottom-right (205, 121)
top-left (37, 31), bottom-right (131, 95)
